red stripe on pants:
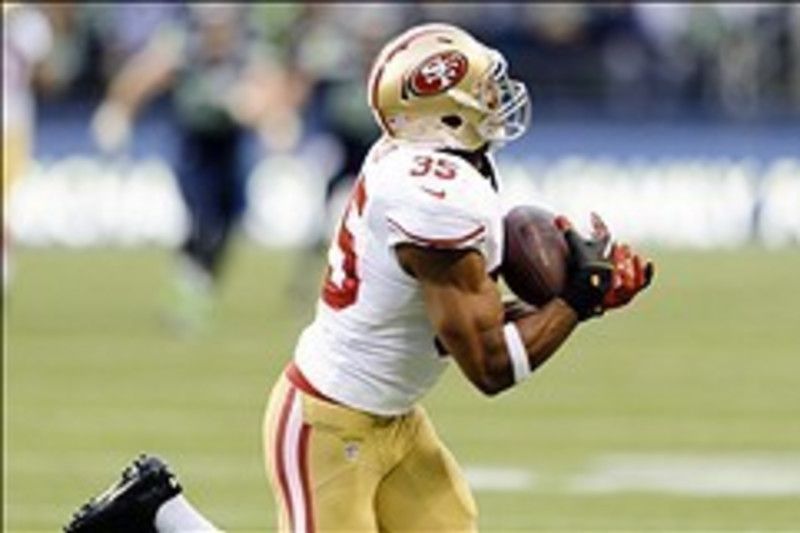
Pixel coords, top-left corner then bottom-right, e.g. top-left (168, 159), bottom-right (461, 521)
top-left (299, 423), bottom-right (315, 533)
top-left (274, 383), bottom-right (315, 533)
top-left (275, 386), bottom-right (297, 531)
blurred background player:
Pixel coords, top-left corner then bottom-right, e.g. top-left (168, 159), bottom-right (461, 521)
top-left (90, 3), bottom-right (304, 332)
top-left (2, 3), bottom-right (54, 289)
top-left (281, 4), bottom-right (407, 301)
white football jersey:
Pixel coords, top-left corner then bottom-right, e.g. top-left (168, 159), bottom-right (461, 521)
top-left (294, 138), bottom-right (504, 415)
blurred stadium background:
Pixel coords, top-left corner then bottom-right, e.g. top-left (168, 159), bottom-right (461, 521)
top-left (4, 3), bottom-right (800, 532)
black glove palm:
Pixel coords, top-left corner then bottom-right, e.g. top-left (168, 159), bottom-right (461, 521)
top-left (556, 215), bottom-right (614, 320)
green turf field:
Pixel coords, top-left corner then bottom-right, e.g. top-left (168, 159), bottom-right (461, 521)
top-left (5, 244), bottom-right (800, 532)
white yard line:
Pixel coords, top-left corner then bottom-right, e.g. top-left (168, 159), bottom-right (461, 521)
top-left (464, 466), bottom-right (536, 492)
top-left (568, 453), bottom-right (800, 497)
top-left (465, 453), bottom-right (800, 496)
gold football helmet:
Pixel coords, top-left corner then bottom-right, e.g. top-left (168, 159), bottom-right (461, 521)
top-left (368, 23), bottom-right (530, 151)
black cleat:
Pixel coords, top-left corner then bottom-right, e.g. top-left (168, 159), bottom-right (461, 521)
top-left (64, 454), bottom-right (182, 533)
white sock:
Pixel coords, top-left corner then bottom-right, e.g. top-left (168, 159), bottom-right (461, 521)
top-left (154, 494), bottom-right (224, 533)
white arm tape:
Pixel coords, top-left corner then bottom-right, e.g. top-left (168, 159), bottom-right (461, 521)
top-left (503, 322), bottom-right (531, 384)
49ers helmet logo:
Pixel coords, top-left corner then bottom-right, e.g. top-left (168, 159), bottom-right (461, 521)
top-left (407, 50), bottom-right (469, 97)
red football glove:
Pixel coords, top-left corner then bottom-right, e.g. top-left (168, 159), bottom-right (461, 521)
top-left (556, 213), bottom-right (615, 320)
top-left (556, 213), bottom-right (654, 320)
top-left (603, 242), bottom-right (654, 310)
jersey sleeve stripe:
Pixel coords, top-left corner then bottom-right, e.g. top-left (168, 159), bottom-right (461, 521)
top-left (387, 216), bottom-right (486, 248)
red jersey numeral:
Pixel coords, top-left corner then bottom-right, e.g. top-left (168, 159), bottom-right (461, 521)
top-left (322, 177), bottom-right (367, 310)
top-left (410, 155), bottom-right (458, 180)
top-left (322, 155), bottom-right (459, 310)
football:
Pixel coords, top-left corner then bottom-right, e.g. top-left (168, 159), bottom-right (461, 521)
top-left (501, 205), bottom-right (570, 306)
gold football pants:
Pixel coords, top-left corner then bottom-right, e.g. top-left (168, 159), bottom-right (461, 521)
top-left (263, 367), bottom-right (478, 533)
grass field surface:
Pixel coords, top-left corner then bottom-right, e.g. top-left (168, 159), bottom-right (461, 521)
top-left (5, 244), bottom-right (800, 532)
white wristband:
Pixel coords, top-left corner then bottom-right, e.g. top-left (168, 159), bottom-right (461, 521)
top-left (503, 322), bottom-right (531, 384)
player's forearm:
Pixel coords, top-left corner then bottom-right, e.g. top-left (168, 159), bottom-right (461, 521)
top-left (106, 48), bottom-right (175, 116)
top-left (510, 297), bottom-right (579, 373)
top-left (447, 299), bottom-right (576, 396)
top-left (106, 72), bottom-right (156, 117)
top-left (441, 295), bottom-right (579, 396)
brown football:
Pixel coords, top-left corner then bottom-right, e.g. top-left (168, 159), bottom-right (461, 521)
top-left (501, 205), bottom-right (570, 306)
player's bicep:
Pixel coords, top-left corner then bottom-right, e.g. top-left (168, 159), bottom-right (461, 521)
top-left (396, 244), bottom-right (512, 394)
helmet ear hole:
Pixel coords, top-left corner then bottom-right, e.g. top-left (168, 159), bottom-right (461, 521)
top-left (441, 115), bottom-right (463, 129)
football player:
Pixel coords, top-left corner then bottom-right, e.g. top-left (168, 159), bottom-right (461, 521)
top-left (2, 3), bottom-right (53, 289)
top-left (90, 4), bottom-right (303, 333)
top-left (64, 22), bottom-right (653, 533)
